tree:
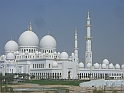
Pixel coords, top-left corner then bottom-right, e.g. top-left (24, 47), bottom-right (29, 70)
top-left (4, 73), bottom-right (14, 84)
top-left (30, 75), bottom-right (35, 79)
top-left (0, 86), bottom-right (14, 93)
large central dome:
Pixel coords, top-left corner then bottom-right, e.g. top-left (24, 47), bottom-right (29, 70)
top-left (18, 31), bottom-right (39, 46)
top-left (40, 34), bottom-right (56, 48)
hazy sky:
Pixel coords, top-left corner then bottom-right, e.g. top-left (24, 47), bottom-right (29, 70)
top-left (0, 0), bottom-right (124, 65)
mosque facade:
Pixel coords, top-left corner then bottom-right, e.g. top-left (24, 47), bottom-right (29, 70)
top-left (0, 11), bottom-right (124, 80)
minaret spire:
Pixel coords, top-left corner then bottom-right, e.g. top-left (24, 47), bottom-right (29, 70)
top-left (88, 9), bottom-right (90, 18)
top-left (85, 10), bottom-right (92, 68)
top-left (74, 27), bottom-right (79, 63)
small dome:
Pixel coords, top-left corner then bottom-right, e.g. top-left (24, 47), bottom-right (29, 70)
top-left (102, 64), bottom-right (107, 69)
top-left (109, 63), bottom-right (114, 69)
top-left (21, 53), bottom-right (25, 55)
top-left (6, 52), bottom-right (15, 60)
top-left (71, 53), bottom-right (74, 56)
top-left (25, 51), bottom-right (29, 55)
top-left (121, 64), bottom-right (124, 69)
top-left (1, 55), bottom-right (5, 57)
top-left (35, 51), bottom-right (39, 55)
top-left (58, 52), bottom-right (60, 55)
top-left (16, 51), bottom-right (19, 55)
top-left (87, 63), bottom-right (91, 68)
top-left (0, 55), bottom-right (5, 60)
top-left (103, 58), bottom-right (109, 65)
top-left (54, 52), bottom-right (57, 54)
top-left (18, 31), bottom-right (39, 46)
top-left (38, 52), bottom-right (41, 55)
top-left (115, 64), bottom-right (120, 69)
top-left (14, 52), bottom-right (17, 55)
top-left (4, 40), bottom-right (18, 52)
top-left (79, 62), bottom-right (84, 68)
top-left (94, 63), bottom-right (99, 69)
top-left (46, 51), bottom-right (49, 55)
top-left (40, 34), bottom-right (56, 48)
top-left (29, 53), bottom-right (33, 55)
top-left (52, 61), bottom-right (58, 67)
top-left (1, 55), bottom-right (5, 58)
top-left (60, 51), bottom-right (68, 59)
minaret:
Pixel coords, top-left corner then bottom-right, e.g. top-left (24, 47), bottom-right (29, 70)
top-left (74, 28), bottom-right (79, 63)
top-left (85, 10), bottom-right (92, 68)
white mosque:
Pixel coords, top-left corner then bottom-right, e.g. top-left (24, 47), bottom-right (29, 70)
top-left (0, 11), bottom-right (124, 80)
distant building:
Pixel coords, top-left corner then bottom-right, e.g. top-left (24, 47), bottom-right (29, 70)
top-left (0, 11), bottom-right (124, 80)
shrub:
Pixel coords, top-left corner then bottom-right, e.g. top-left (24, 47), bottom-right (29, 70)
top-left (93, 89), bottom-right (103, 93)
top-left (45, 91), bottom-right (49, 93)
top-left (65, 89), bottom-right (69, 93)
top-left (30, 75), bottom-right (35, 79)
top-left (112, 90), bottom-right (118, 93)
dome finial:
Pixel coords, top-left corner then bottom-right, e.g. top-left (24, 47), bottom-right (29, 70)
top-left (10, 37), bottom-right (13, 41)
top-left (47, 31), bottom-right (50, 35)
top-left (28, 26), bottom-right (30, 31)
top-left (28, 21), bottom-right (32, 31)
